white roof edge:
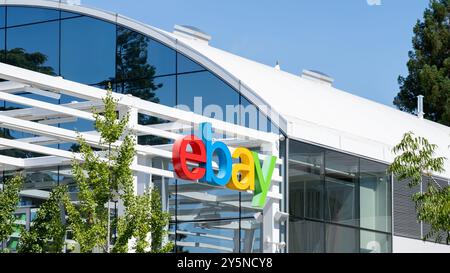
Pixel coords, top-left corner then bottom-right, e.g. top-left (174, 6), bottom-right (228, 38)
top-left (0, 0), bottom-right (288, 134)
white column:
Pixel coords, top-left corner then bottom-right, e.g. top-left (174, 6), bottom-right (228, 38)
top-left (261, 140), bottom-right (283, 253)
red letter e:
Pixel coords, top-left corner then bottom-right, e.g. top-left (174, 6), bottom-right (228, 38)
top-left (172, 135), bottom-right (206, 180)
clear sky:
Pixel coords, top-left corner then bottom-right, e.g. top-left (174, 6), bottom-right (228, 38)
top-left (83, 0), bottom-right (429, 107)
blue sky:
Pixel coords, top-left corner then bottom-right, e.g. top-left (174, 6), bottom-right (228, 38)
top-left (83, 0), bottom-right (429, 107)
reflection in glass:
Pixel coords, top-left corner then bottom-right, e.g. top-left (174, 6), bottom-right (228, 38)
top-left (240, 218), bottom-right (262, 253)
top-left (177, 71), bottom-right (239, 123)
top-left (0, 7), bottom-right (5, 28)
top-left (177, 179), bottom-right (239, 221)
top-left (289, 219), bottom-right (324, 253)
top-left (150, 158), bottom-right (176, 219)
top-left (177, 53), bottom-right (205, 74)
top-left (61, 16), bottom-right (115, 85)
top-left (326, 224), bottom-right (358, 253)
top-left (325, 151), bottom-right (358, 226)
top-left (289, 141), bottom-right (324, 220)
top-left (240, 96), bottom-right (258, 130)
top-left (7, 7), bottom-right (59, 27)
top-left (176, 220), bottom-right (239, 253)
top-left (24, 167), bottom-right (59, 191)
top-left (6, 22), bottom-right (59, 75)
top-left (360, 159), bottom-right (391, 233)
top-left (360, 230), bottom-right (391, 253)
top-left (116, 26), bottom-right (175, 81)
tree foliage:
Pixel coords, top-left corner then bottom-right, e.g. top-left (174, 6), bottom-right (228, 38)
top-left (389, 132), bottom-right (450, 244)
top-left (62, 88), bottom-right (130, 253)
top-left (65, 88), bottom-right (172, 253)
top-left (18, 186), bottom-right (67, 253)
top-left (394, 0), bottom-right (450, 126)
top-left (0, 175), bottom-right (23, 244)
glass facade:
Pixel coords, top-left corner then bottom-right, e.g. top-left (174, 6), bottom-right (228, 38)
top-left (288, 140), bottom-right (392, 253)
top-left (0, 5), bottom-right (285, 253)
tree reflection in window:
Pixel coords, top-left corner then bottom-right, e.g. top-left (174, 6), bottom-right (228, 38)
top-left (115, 27), bottom-right (172, 146)
top-left (0, 47), bottom-right (55, 158)
top-left (4, 48), bottom-right (55, 76)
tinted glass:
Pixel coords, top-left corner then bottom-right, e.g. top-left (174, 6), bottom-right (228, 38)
top-left (289, 219), bottom-right (324, 253)
top-left (116, 27), bottom-right (175, 81)
top-left (360, 230), bottom-right (391, 253)
top-left (325, 151), bottom-right (358, 226)
top-left (326, 224), bottom-right (358, 253)
top-left (176, 220), bottom-right (239, 253)
top-left (240, 218), bottom-right (262, 253)
top-left (0, 28), bottom-right (5, 61)
top-left (61, 16), bottom-right (116, 85)
top-left (360, 159), bottom-right (391, 233)
top-left (61, 11), bottom-right (82, 19)
top-left (177, 53), bottom-right (205, 74)
top-left (6, 21), bottom-right (59, 75)
top-left (7, 7), bottom-right (59, 27)
top-left (176, 179), bottom-right (239, 221)
top-left (178, 71), bottom-right (239, 124)
top-left (116, 75), bottom-right (176, 107)
top-left (24, 167), bottom-right (59, 190)
top-left (240, 96), bottom-right (258, 130)
top-left (151, 158), bottom-right (176, 219)
top-left (0, 7), bottom-right (5, 28)
top-left (289, 141), bottom-right (324, 220)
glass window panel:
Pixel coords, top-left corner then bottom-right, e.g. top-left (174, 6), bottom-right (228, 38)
top-left (148, 39), bottom-right (176, 76)
top-left (58, 166), bottom-right (79, 201)
top-left (116, 27), bottom-right (175, 81)
top-left (6, 21), bottom-right (59, 75)
top-left (177, 52), bottom-right (205, 74)
top-left (0, 28), bottom-right (4, 62)
top-left (289, 141), bottom-right (324, 220)
top-left (7, 7), bottom-right (59, 27)
top-left (325, 151), bottom-right (358, 226)
top-left (240, 96), bottom-right (258, 130)
top-left (176, 220), bottom-right (239, 253)
top-left (0, 7), bottom-right (5, 28)
top-left (289, 218), bottom-right (324, 253)
top-left (240, 218), bottom-right (262, 253)
top-left (360, 230), bottom-right (391, 253)
top-left (150, 158), bottom-right (176, 219)
top-left (177, 179), bottom-right (239, 221)
top-left (61, 11), bottom-right (81, 19)
top-left (61, 16), bottom-right (116, 85)
top-left (116, 75), bottom-right (176, 107)
top-left (24, 167), bottom-right (59, 191)
top-left (177, 71), bottom-right (239, 124)
top-left (360, 159), bottom-right (391, 233)
top-left (326, 224), bottom-right (358, 253)
top-left (240, 191), bottom-right (262, 218)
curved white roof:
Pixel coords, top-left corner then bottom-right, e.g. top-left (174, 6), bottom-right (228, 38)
top-left (4, 0), bottom-right (450, 177)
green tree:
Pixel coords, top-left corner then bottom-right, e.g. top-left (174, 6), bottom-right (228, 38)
top-left (389, 132), bottom-right (450, 244)
top-left (18, 186), bottom-right (67, 253)
top-left (62, 88), bottom-right (129, 253)
top-left (394, 0), bottom-right (450, 126)
top-left (0, 175), bottom-right (23, 251)
top-left (64, 88), bottom-right (172, 253)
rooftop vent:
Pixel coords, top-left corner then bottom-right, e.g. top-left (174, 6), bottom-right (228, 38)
top-left (274, 61), bottom-right (281, 71)
top-left (417, 95), bottom-right (424, 119)
top-left (301, 69), bottom-right (334, 86)
top-left (173, 25), bottom-right (211, 44)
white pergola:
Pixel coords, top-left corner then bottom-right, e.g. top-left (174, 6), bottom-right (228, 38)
top-left (0, 62), bottom-right (286, 253)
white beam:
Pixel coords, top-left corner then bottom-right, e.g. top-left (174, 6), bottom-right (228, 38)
top-left (0, 62), bottom-right (278, 143)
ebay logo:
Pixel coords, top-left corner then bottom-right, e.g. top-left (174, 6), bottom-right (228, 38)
top-left (172, 122), bottom-right (277, 208)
